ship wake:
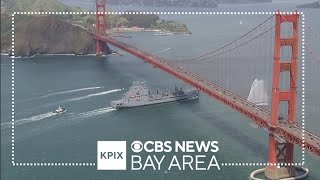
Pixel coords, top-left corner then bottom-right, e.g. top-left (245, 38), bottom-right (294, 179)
top-left (62, 89), bottom-right (122, 103)
top-left (20, 86), bottom-right (103, 102)
top-left (35, 89), bottom-right (122, 109)
top-left (71, 107), bottom-right (117, 120)
top-left (1, 112), bottom-right (57, 129)
top-left (1, 107), bottom-right (117, 130)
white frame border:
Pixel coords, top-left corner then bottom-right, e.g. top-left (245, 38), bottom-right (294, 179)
top-left (10, 11), bottom-right (305, 167)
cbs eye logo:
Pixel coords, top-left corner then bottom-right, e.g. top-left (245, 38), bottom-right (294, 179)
top-left (131, 141), bottom-right (143, 153)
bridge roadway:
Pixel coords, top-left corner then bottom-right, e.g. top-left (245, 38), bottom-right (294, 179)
top-left (97, 35), bottom-right (320, 158)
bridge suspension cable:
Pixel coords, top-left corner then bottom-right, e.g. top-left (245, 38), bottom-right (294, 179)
top-left (304, 22), bottom-right (320, 63)
top-left (98, 12), bottom-right (320, 158)
top-left (281, 14), bottom-right (320, 63)
top-left (306, 22), bottom-right (320, 39)
top-left (173, 25), bottom-right (275, 63)
top-left (172, 14), bottom-right (275, 63)
top-left (305, 42), bottom-right (320, 63)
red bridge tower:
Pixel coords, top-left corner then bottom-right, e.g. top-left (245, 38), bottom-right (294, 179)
top-left (265, 13), bottom-right (299, 179)
top-left (95, 0), bottom-right (107, 56)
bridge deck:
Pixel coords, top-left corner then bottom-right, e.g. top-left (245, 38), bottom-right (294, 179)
top-left (98, 36), bottom-right (320, 157)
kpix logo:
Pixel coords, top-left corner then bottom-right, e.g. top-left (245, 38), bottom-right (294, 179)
top-left (97, 141), bottom-right (126, 170)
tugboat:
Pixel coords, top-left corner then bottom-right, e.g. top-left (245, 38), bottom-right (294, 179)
top-left (111, 81), bottom-right (199, 109)
top-left (53, 106), bottom-right (66, 114)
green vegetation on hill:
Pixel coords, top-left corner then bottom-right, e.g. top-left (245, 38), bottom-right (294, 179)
top-left (1, 0), bottom-right (82, 14)
top-left (0, 0), bottom-right (190, 56)
top-left (120, 14), bottom-right (160, 28)
top-left (107, 0), bottom-right (271, 7)
top-left (1, 15), bottom-right (111, 56)
top-left (2, 0), bottom-right (190, 34)
top-left (1, 15), bottom-right (32, 34)
top-left (1, 0), bottom-right (86, 33)
top-left (0, 0), bottom-right (111, 56)
top-left (82, 13), bottom-right (190, 33)
top-left (152, 20), bottom-right (189, 33)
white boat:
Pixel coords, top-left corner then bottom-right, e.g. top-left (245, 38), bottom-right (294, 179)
top-left (53, 106), bottom-right (66, 114)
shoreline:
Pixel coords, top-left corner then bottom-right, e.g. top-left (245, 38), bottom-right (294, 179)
top-left (1, 28), bottom-right (190, 58)
top-left (108, 28), bottom-right (191, 34)
top-left (0, 52), bottom-right (125, 58)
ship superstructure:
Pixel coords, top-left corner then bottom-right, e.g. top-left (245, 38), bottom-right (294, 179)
top-left (111, 81), bottom-right (199, 109)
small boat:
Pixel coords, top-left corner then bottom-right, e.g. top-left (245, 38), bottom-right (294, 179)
top-left (53, 106), bottom-right (66, 114)
top-left (117, 51), bottom-right (125, 56)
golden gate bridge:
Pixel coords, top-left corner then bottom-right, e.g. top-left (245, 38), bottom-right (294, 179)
top-left (92, 0), bottom-right (320, 179)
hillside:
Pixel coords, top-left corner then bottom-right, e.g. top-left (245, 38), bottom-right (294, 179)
top-left (1, 0), bottom-right (190, 56)
top-left (297, 1), bottom-right (320, 8)
top-left (119, 14), bottom-right (190, 33)
top-left (105, 0), bottom-right (271, 7)
top-left (0, 0), bottom-right (87, 42)
top-left (107, 0), bottom-right (218, 7)
top-left (1, 0), bottom-right (82, 14)
top-left (2, 0), bottom-right (190, 34)
top-left (217, 0), bottom-right (271, 3)
top-left (1, 16), bottom-right (111, 56)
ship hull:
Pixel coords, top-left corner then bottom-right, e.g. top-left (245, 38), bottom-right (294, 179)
top-left (111, 90), bottom-right (199, 109)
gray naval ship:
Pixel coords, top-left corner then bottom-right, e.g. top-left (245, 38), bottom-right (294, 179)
top-left (111, 81), bottom-right (199, 109)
